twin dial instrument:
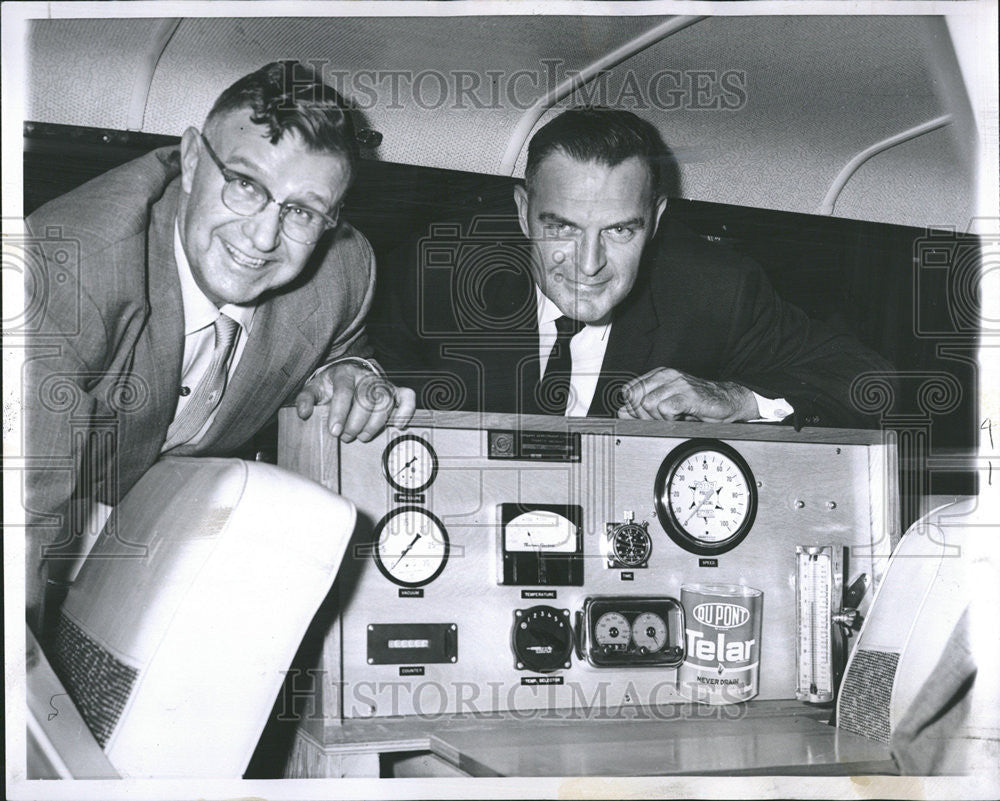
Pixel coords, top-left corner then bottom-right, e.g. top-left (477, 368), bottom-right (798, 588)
top-left (594, 611), bottom-right (667, 651)
top-left (580, 597), bottom-right (685, 668)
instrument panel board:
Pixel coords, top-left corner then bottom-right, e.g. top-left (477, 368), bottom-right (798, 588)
top-left (281, 411), bottom-right (894, 721)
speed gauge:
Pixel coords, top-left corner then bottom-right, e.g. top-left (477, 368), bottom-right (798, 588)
top-left (654, 439), bottom-right (758, 555)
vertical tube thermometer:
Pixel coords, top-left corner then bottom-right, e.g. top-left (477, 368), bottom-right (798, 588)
top-left (795, 545), bottom-right (864, 704)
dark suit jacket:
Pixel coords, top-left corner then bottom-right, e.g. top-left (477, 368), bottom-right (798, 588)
top-left (24, 146), bottom-right (375, 587)
top-left (370, 216), bottom-right (893, 428)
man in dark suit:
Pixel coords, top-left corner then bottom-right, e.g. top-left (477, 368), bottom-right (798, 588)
top-left (370, 108), bottom-right (891, 426)
top-left (24, 62), bottom-right (415, 633)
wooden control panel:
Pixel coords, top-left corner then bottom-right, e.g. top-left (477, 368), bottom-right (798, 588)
top-left (278, 409), bottom-right (898, 777)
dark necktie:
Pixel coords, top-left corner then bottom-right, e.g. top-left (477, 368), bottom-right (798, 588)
top-left (163, 313), bottom-right (240, 450)
top-left (535, 315), bottom-right (585, 415)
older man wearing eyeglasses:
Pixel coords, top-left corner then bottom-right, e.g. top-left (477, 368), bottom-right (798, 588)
top-left (23, 62), bottom-right (416, 634)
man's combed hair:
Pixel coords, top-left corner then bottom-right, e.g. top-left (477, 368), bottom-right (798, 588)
top-left (207, 61), bottom-right (359, 173)
top-left (525, 107), bottom-right (667, 195)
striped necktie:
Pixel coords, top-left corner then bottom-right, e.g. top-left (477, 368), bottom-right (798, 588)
top-left (163, 313), bottom-right (240, 451)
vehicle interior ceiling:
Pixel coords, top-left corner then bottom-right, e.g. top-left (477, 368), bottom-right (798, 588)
top-left (23, 14), bottom-right (982, 526)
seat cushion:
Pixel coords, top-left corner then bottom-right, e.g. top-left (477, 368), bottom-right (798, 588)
top-left (48, 457), bottom-right (355, 778)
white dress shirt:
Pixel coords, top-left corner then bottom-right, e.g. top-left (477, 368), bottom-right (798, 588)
top-left (162, 224), bottom-right (256, 452)
top-left (535, 287), bottom-right (792, 420)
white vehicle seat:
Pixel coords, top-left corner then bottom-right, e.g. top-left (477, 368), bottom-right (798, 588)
top-left (35, 457), bottom-right (355, 778)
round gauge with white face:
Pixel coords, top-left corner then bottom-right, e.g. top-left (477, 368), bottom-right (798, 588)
top-left (654, 439), bottom-right (758, 555)
top-left (631, 612), bottom-right (668, 652)
top-left (594, 612), bottom-right (631, 649)
top-left (382, 435), bottom-right (438, 494)
top-left (372, 507), bottom-right (449, 587)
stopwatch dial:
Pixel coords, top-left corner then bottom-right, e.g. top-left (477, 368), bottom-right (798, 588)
top-left (383, 435), bottom-right (438, 493)
top-left (594, 612), bottom-right (631, 649)
top-left (612, 524), bottom-right (651, 567)
top-left (631, 612), bottom-right (668, 652)
top-left (373, 507), bottom-right (449, 587)
top-left (511, 606), bottom-right (573, 673)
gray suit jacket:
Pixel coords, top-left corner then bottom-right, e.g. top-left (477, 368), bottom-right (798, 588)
top-left (24, 146), bottom-right (375, 610)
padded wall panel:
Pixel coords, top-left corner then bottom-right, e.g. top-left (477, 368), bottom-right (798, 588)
top-left (26, 19), bottom-right (163, 131)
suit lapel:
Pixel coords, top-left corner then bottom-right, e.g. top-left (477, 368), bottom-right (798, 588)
top-left (589, 276), bottom-right (659, 417)
top-left (202, 280), bottom-right (321, 452)
top-left (127, 180), bottom-right (185, 466)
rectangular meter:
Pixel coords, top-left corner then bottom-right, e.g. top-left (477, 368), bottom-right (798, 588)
top-left (497, 503), bottom-right (584, 586)
top-left (795, 545), bottom-right (845, 703)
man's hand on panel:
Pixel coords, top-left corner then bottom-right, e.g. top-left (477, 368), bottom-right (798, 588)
top-left (617, 368), bottom-right (759, 423)
top-left (295, 362), bottom-right (416, 442)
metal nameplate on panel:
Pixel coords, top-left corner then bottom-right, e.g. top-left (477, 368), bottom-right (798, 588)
top-left (488, 429), bottom-right (581, 462)
top-left (366, 623), bottom-right (458, 665)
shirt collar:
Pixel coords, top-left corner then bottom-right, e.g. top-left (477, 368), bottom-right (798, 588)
top-left (536, 286), bottom-right (565, 328)
top-left (534, 285), bottom-right (611, 335)
top-left (173, 223), bottom-right (255, 335)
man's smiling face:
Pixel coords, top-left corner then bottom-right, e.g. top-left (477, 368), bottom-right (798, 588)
top-left (514, 150), bottom-right (666, 325)
top-left (177, 108), bottom-right (350, 307)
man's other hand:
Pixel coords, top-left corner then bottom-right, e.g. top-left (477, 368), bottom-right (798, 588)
top-left (617, 368), bottom-right (759, 423)
top-left (295, 362), bottom-right (416, 441)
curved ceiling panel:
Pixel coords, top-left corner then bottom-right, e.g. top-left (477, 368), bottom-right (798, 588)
top-left (24, 14), bottom-right (977, 229)
top-left (833, 126), bottom-right (974, 229)
top-left (142, 15), bottom-right (663, 164)
top-left (514, 15), bottom-right (967, 228)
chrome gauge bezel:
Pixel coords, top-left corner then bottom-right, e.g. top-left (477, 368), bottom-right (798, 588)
top-left (608, 522), bottom-right (652, 568)
top-left (581, 596), bottom-right (685, 668)
top-left (653, 438), bottom-right (758, 556)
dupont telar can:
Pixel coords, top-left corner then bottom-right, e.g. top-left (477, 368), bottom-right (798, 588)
top-left (679, 583), bottom-right (763, 705)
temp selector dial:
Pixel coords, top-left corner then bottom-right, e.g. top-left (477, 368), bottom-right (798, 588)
top-left (511, 606), bottom-right (573, 673)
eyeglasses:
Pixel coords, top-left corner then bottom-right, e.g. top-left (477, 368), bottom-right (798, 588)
top-left (199, 134), bottom-right (339, 244)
